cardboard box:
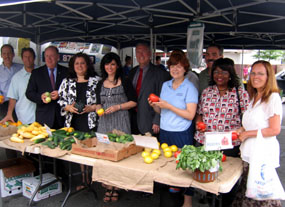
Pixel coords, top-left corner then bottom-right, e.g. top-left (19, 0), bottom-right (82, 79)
top-left (71, 138), bottom-right (143, 161)
top-left (0, 158), bottom-right (35, 197)
top-left (22, 173), bottom-right (62, 201)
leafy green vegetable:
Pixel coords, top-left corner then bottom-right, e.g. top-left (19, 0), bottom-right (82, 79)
top-left (176, 145), bottom-right (223, 172)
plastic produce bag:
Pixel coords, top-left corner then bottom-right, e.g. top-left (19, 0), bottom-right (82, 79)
top-left (246, 130), bottom-right (285, 200)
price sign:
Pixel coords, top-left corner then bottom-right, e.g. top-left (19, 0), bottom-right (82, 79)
top-left (95, 132), bottom-right (110, 144)
top-left (204, 132), bottom-right (233, 151)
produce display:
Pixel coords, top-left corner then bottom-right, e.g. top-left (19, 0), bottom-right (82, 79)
top-left (176, 145), bottom-right (223, 172)
top-left (141, 143), bottom-right (178, 164)
top-left (0, 120), bottom-right (22, 128)
top-left (107, 133), bottom-right (134, 143)
top-left (9, 122), bottom-right (49, 143)
top-left (41, 128), bottom-right (95, 151)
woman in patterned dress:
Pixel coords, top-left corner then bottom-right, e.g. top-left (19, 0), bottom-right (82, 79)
top-left (194, 58), bottom-right (249, 206)
top-left (58, 52), bottom-right (101, 190)
top-left (232, 60), bottom-right (282, 207)
top-left (96, 52), bottom-right (137, 202)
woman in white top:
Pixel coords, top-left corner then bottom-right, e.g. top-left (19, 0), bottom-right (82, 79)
top-left (232, 60), bottom-right (282, 207)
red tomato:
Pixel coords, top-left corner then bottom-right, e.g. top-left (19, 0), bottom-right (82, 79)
top-left (149, 93), bottom-right (159, 102)
top-left (197, 121), bottom-right (206, 130)
top-left (174, 151), bottom-right (181, 158)
top-left (176, 160), bottom-right (179, 164)
top-left (232, 132), bottom-right (238, 141)
top-left (222, 154), bottom-right (226, 162)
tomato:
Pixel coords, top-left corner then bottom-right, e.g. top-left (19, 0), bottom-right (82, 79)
top-left (149, 93), bottom-right (159, 102)
top-left (222, 154), bottom-right (226, 162)
top-left (174, 151), bottom-right (181, 158)
top-left (197, 121), bottom-right (206, 130)
top-left (176, 160), bottom-right (179, 164)
top-left (232, 132), bottom-right (238, 141)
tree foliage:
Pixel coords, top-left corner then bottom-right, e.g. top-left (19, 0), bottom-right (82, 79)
top-left (253, 50), bottom-right (285, 61)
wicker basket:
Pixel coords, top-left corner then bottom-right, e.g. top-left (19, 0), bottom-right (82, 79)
top-left (193, 169), bottom-right (218, 183)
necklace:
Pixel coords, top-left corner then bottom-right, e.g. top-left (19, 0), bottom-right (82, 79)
top-left (107, 78), bottom-right (116, 83)
top-left (218, 88), bottom-right (228, 91)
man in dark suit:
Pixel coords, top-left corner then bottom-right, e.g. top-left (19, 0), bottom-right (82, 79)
top-left (26, 46), bottom-right (68, 129)
top-left (129, 43), bottom-right (170, 135)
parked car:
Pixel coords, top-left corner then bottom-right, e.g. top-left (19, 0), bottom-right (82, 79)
top-left (276, 70), bottom-right (285, 97)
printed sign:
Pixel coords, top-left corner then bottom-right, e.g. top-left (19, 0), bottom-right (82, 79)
top-left (95, 132), bottom-right (110, 144)
top-left (204, 132), bottom-right (233, 151)
top-left (187, 22), bottom-right (204, 68)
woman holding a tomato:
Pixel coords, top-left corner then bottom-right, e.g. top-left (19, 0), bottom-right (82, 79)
top-left (232, 61), bottom-right (282, 207)
top-left (194, 58), bottom-right (249, 206)
top-left (194, 58), bottom-right (249, 157)
top-left (149, 52), bottom-right (198, 207)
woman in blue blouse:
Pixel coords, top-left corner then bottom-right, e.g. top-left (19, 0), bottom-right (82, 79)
top-left (149, 52), bottom-right (198, 207)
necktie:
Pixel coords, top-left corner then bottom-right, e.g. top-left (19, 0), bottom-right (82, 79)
top-left (136, 68), bottom-right (143, 96)
top-left (50, 68), bottom-right (55, 90)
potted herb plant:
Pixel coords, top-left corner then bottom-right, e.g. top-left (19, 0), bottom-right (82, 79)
top-left (176, 145), bottom-right (223, 183)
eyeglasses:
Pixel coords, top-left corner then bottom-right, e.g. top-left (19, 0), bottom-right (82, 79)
top-left (250, 72), bottom-right (266, 77)
top-left (213, 70), bottom-right (229, 76)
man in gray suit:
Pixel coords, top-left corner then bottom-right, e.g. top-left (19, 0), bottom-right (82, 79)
top-left (129, 43), bottom-right (170, 135)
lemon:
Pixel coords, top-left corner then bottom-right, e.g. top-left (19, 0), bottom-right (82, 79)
top-left (170, 145), bottom-right (178, 152)
top-left (151, 152), bottom-right (159, 160)
top-left (164, 151), bottom-right (172, 158)
top-left (144, 148), bottom-right (152, 153)
top-left (152, 149), bottom-right (161, 156)
top-left (160, 143), bottom-right (168, 150)
top-left (141, 151), bottom-right (150, 158)
top-left (144, 156), bottom-right (153, 164)
top-left (163, 147), bottom-right (171, 152)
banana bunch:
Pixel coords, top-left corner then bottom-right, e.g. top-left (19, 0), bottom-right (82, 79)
top-left (10, 122), bottom-right (49, 143)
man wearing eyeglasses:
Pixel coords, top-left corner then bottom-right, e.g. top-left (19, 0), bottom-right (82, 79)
top-left (198, 44), bottom-right (223, 95)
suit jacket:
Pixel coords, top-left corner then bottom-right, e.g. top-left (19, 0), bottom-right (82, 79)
top-left (129, 63), bottom-right (170, 134)
top-left (26, 64), bottom-right (68, 128)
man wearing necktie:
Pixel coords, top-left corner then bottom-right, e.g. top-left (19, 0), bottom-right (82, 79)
top-left (26, 46), bottom-right (68, 129)
top-left (129, 43), bottom-right (170, 135)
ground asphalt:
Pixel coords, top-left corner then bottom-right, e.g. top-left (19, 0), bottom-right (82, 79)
top-left (1, 105), bottom-right (285, 207)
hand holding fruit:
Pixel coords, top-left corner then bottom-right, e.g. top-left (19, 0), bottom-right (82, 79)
top-left (42, 92), bottom-right (51, 103)
top-left (96, 108), bottom-right (105, 116)
top-left (196, 121), bottom-right (206, 132)
top-left (105, 105), bottom-right (120, 114)
top-left (50, 91), bottom-right (59, 100)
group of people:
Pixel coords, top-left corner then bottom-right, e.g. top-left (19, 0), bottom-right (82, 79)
top-left (0, 42), bottom-right (282, 207)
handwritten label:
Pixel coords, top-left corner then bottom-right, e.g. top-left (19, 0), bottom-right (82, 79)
top-left (133, 135), bottom-right (159, 149)
top-left (44, 124), bottom-right (52, 137)
top-left (204, 132), bottom-right (233, 151)
top-left (95, 132), bottom-right (110, 144)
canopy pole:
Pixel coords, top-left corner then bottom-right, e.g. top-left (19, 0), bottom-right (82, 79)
top-left (150, 27), bottom-right (153, 63)
top-left (154, 34), bottom-right (157, 65)
top-left (35, 29), bottom-right (41, 67)
top-left (241, 46), bottom-right (244, 80)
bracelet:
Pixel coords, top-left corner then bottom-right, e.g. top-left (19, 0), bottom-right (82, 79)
top-left (119, 104), bottom-right (122, 110)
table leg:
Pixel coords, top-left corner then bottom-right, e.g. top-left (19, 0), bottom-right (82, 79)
top-left (61, 163), bottom-right (97, 207)
top-left (29, 154), bottom-right (42, 206)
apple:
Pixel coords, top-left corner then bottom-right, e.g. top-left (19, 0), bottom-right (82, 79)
top-left (45, 92), bottom-right (51, 97)
top-left (45, 96), bottom-right (51, 103)
top-left (97, 108), bottom-right (104, 116)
